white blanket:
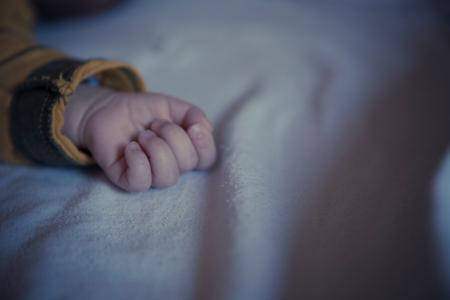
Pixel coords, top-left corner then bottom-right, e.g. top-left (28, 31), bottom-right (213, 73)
top-left (1, 0), bottom-right (450, 299)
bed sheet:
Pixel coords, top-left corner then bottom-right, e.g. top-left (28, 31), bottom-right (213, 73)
top-left (1, 0), bottom-right (450, 299)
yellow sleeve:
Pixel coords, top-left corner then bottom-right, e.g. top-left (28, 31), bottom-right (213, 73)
top-left (0, 0), bottom-right (147, 166)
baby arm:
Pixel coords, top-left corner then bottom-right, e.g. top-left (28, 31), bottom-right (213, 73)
top-left (0, 0), bottom-right (215, 191)
top-left (62, 85), bottom-right (216, 192)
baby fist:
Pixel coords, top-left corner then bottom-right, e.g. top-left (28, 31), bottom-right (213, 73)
top-left (63, 85), bottom-right (216, 192)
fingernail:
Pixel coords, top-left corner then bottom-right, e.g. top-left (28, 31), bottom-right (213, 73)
top-left (189, 124), bottom-right (204, 139)
top-left (141, 130), bottom-right (154, 141)
top-left (150, 119), bottom-right (165, 131)
top-left (128, 142), bottom-right (140, 151)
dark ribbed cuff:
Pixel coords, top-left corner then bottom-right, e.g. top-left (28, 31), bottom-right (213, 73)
top-left (10, 58), bottom-right (87, 166)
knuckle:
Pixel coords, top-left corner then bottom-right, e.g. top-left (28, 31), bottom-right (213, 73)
top-left (128, 183), bottom-right (149, 193)
top-left (149, 137), bottom-right (168, 150)
top-left (166, 173), bottom-right (178, 186)
top-left (160, 122), bottom-right (182, 136)
top-left (150, 93), bottom-right (172, 107)
top-left (199, 149), bottom-right (217, 170)
top-left (180, 151), bottom-right (198, 171)
top-left (153, 171), bottom-right (178, 188)
top-left (191, 106), bottom-right (206, 116)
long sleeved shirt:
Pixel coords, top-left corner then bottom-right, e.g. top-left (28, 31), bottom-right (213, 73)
top-left (0, 0), bottom-right (146, 166)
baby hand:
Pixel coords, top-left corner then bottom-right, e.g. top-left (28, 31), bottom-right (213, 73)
top-left (62, 85), bottom-right (216, 192)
